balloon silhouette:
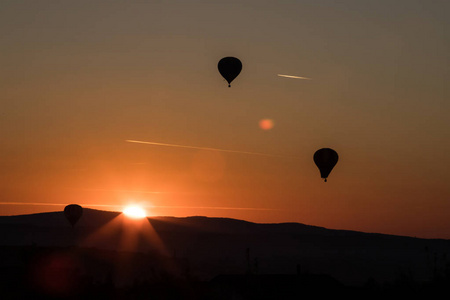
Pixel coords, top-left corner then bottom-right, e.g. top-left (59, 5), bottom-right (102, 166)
top-left (218, 57), bottom-right (242, 87)
top-left (313, 148), bottom-right (339, 182)
top-left (64, 204), bottom-right (83, 227)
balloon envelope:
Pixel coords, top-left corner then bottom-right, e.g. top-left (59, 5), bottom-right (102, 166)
top-left (313, 148), bottom-right (338, 182)
top-left (64, 204), bottom-right (83, 227)
top-left (218, 57), bottom-right (242, 87)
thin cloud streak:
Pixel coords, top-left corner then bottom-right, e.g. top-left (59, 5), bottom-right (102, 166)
top-left (0, 202), bottom-right (280, 211)
top-left (0, 202), bottom-right (124, 208)
top-left (0, 202), bottom-right (67, 206)
top-left (69, 188), bottom-right (165, 194)
top-left (126, 140), bottom-right (294, 158)
top-left (151, 205), bottom-right (282, 211)
top-left (277, 74), bottom-right (312, 80)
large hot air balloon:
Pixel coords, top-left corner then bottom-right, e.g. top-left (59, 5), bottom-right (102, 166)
top-left (313, 148), bottom-right (339, 182)
top-left (64, 204), bottom-right (83, 227)
top-left (218, 57), bottom-right (242, 87)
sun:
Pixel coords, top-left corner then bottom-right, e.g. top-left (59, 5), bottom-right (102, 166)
top-left (123, 206), bottom-right (147, 219)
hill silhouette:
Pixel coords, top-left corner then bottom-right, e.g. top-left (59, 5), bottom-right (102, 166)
top-left (1, 209), bottom-right (450, 298)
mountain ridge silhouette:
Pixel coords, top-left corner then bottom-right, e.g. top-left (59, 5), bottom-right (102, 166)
top-left (1, 208), bottom-right (449, 286)
top-left (2, 208), bottom-right (445, 239)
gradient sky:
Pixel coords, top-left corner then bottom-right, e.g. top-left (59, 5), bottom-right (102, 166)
top-left (1, 0), bottom-right (449, 239)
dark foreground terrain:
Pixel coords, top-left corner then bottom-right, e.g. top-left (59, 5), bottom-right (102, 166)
top-left (1, 245), bottom-right (449, 299)
top-left (1, 210), bottom-right (449, 298)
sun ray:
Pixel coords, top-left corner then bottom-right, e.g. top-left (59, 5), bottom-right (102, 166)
top-left (80, 211), bottom-right (168, 255)
top-left (79, 212), bottom-right (175, 286)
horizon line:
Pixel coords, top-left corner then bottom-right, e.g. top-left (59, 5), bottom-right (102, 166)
top-left (0, 202), bottom-right (281, 211)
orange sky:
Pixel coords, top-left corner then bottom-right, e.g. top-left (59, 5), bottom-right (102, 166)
top-left (1, 1), bottom-right (449, 239)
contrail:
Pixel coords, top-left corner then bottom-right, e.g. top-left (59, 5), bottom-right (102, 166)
top-left (126, 140), bottom-right (293, 158)
top-left (277, 74), bottom-right (312, 80)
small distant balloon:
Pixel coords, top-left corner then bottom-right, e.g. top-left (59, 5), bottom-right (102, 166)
top-left (218, 57), bottom-right (242, 87)
top-left (313, 148), bottom-right (338, 182)
top-left (64, 204), bottom-right (83, 227)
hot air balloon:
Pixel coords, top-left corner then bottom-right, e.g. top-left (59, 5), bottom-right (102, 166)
top-left (64, 204), bottom-right (83, 227)
top-left (218, 57), bottom-right (242, 87)
top-left (313, 148), bottom-right (339, 182)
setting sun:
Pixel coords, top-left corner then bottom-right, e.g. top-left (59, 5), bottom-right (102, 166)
top-left (123, 206), bottom-right (147, 219)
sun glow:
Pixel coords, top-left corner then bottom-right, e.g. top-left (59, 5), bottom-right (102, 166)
top-left (123, 206), bottom-right (147, 219)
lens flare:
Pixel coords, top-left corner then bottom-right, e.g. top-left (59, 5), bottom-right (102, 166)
top-left (259, 119), bottom-right (274, 130)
